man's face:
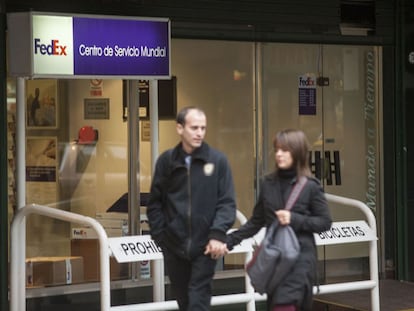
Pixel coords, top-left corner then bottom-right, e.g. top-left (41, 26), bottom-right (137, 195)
top-left (176, 109), bottom-right (206, 154)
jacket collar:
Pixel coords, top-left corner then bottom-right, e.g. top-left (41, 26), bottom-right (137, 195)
top-left (265, 172), bottom-right (300, 210)
top-left (171, 142), bottom-right (210, 166)
top-left (266, 171), bottom-right (298, 184)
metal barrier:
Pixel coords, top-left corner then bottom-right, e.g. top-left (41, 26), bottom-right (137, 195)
top-left (316, 193), bottom-right (380, 310)
top-left (10, 204), bottom-right (111, 311)
top-left (10, 193), bottom-right (380, 311)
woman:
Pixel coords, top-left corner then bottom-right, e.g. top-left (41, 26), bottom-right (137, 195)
top-left (226, 129), bottom-right (332, 311)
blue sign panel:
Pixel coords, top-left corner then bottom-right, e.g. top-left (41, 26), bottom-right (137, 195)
top-left (73, 17), bottom-right (170, 77)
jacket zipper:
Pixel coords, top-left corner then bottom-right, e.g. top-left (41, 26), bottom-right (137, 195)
top-left (186, 160), bottom-right (192, 256)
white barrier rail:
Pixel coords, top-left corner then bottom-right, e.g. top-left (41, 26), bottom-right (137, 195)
top-left (320, 193), bottom-right (380, 310)
top-left (10, 204), bottom-right (112, 311)
top-left (10, 193), bottom-right (380, 311)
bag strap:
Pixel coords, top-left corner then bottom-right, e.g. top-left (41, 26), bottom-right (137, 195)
top-left (284, 176), bottom-right (307, 211)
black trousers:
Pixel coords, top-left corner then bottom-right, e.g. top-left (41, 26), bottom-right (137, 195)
top-left (164, 250), bottom-right (217, 311)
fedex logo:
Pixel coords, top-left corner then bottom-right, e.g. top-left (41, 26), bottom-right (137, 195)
top-left (34, 38), bottom-right (67, 56)
top-left (299, 76), bottom-right (315, 87)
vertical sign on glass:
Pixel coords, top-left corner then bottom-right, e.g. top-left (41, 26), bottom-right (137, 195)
top-left (298, 74), bottom-right (317, 115)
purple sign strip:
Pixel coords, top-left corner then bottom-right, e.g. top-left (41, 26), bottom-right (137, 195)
top-left (298, 88), bottom-right (316, 115)
top-left (73, 17), bottom-right (170, 76)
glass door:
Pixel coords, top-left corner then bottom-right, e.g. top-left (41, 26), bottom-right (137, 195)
top-left (261, 43), bottom-right (381, 281)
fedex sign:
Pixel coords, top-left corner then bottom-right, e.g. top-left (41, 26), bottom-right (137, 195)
top-left (34, 39), bottom-right (68, 56)
top-left (298, 75), bottom-right (316, 88)
top-left (7, 12), bottom-right (170, 78)
top-left (298, 74), bottom-right (317, 115)
top-left (32, 15), bottom-right (74, 75)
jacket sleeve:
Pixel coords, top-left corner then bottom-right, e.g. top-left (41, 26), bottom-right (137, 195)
top-left (290, 178), bottom-right (332, 233)
top-left (146, 152), bottom-right (170, 244)
top-left (208, 154), bottom-right (237, 243)
top-left (226, 182), bottom-right (267, 250)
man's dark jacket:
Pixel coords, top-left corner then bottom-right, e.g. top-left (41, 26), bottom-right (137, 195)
top-left (227, 172), bottom-right (332, 310)
top-left (147, 142), bottom-right (236, 259)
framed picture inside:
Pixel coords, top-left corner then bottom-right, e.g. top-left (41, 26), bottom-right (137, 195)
top-left (26, 79), bottom-right (58, 129)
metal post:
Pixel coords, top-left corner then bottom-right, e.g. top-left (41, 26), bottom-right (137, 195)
top-left (127, 80), bottom-right (140, 279)
top-left (13, 77), bottom-right (26, 311)
top-left (149, 79), bottom-right (165, 302)
top-left (0, 9), bottom-right (8, 311)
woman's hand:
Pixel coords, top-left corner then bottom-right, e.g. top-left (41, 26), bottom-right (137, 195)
top-left (275, 210), bottom-right (291, 226)
top-left (204, 239), bottom-right (229, 259)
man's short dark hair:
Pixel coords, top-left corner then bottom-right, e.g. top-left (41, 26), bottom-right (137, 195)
top-left (176, 106), bottom-right (204, 126)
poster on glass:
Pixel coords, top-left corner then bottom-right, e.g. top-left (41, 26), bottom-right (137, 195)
top-left (26, 79), bottom-right (58, 129)
top-left (26, 137), bottom-right (57, 206)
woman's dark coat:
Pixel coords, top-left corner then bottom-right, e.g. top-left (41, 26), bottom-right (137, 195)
top-left (227, 172), bottom-right (332, 310)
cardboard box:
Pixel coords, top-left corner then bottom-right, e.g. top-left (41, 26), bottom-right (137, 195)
top-left (26, 256), bottom-right (84, 287)
top-left (71, 239), bottom-right (128, 281)
top-left (96, 212), bottom-right (128, 220)
top-left (96, 212), bottom-right (128, 228)
top-left (71, 227), bottom-right (123, 239)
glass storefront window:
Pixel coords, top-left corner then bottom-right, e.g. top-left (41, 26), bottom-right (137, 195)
top-left (8, 39), bottom-right (256, 287)
top-left (169, 38), bottom-right (255, 227)
top-left (7, 39), bottom-right (381, 291)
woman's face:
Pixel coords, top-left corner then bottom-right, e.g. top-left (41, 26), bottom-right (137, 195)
top-left (275, 147), bottom-right (294, 169)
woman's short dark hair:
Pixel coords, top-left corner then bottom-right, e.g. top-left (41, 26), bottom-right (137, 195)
top-left (273, 129), bottom-right (311, 177)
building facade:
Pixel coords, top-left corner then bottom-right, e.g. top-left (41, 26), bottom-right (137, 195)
top-left (1, 1), bottom-right (413, 310)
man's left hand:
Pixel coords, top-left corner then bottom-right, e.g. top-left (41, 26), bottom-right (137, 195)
top-left (204, 239), bottom-right (228, 259)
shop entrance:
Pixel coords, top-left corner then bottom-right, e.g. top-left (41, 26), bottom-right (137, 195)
top-left (260, 43), bottom-right (381, 281)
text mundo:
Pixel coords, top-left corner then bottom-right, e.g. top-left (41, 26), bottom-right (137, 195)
top-left (78, 44), bottom-right (167, 58)
top-left (120, 240), bottom-right (162, 256)
top-left (318, 225), bottom-right (366, 240)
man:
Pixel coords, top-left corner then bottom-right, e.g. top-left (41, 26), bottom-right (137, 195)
top-left (147, 106), bottom-right (236, 311)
